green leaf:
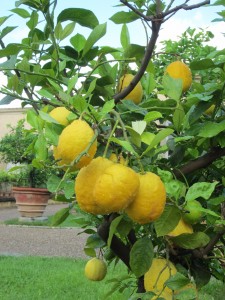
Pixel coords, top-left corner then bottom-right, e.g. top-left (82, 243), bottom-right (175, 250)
top-left (0, 26), bottom-right (17, 39)
top-left (141, 132), bottom-right (155, 146)
top-left (57, 8), bottom-right (99, 29)
top-left (84, 247), bottom-right (96, 257)
top-left (144, 111), bottom-right (162, 123)
top-left (0, 16), bottom-right (11, 27)
top-left (126, 126), bottom-right (141, 147)
top-left (185, 182), bottom-right (218, 202)
top-left (190, 59), bottom-right (215, 70)
top-left (60, 22), bottom-right (76, 41)
top-left (51, 207), bottom-right (70, 226)
top-left (120, 24), bottom-right (130, 49)
top-left (71, 95), bottom-right (88, 113)
top-left (107, 215), bottom-right (123, 247)
top-left (47, 174), bottom-right (62, 193)
top-left (86, 233), bottom-right (105, 249)
top-left (130, 237), bottom-right (154, 277)
top-left (0, 95), bottom-right (16, 105)
top-left (132, 120), bottom-right (146, 135)
top-left (34, 134), bottom-right (47, 160)
top-left (11, 8), bottom-right (30, 18)
top-left (144, 73), bottom-right (156, 94)
top-left (124, 44), bottom-right (145, 60)
top-left (67, 74), bottom-right (78, 94)
top-left (198, 120), bottom-right (225, 138)
top-left (99, 100), bottom-right (115, 119)
top-left (142, 128), bottom-right (174, 155)
top-left (70, 33), bottom-right (86, 52)
top-left (63, 180), bottom-right (75, 199)
top-left (110, 137), bottom-right (138, 155)
top-left (165, 273), bottom-right (190, 290)
top-left (0, 44), bottom-right (24, 58)
top-left (171, 232), bottom-right (210, 249)
top-left (173, 105), bottom-right (185, 132)
top-left (163, 74), bottom-right (183, 101)
top-left (110, 11), bottom-right (139, 24)
top-left (82, 23), bottom-right (107, 57)
top-left (154, 205), bottom-right (181, 236)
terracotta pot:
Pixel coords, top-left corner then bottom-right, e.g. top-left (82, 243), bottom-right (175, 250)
top-left (13, 187), bottom-right (51, 218)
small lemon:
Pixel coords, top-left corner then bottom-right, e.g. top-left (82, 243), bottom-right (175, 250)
top-left (118, 74), bottom-right (143, 104)
top-left (84, 258), bottom-right (107, 281)
top-left (53, 119), bottom-right (97, 170)
top-left (165, 61), bottom-right (192, 92)
top-left (49, 107), bottom-right (71, 126)
top-left (183, 200), bottom-right (203, 225)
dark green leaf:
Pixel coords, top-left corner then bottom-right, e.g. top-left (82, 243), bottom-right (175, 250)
top-left (165, 272), bottom-right (190, 290)
top-left (57, 8), bottom-right (99, 29)
top-left (51, 207), bottom-right (70, 226)
top-left (198, 120), bottom-right (225, 138)
top-left (11, 8), bottom-right (30, 18)
top-left (154, 205), bottom-right (181, 236)
top-left (171, 232), bottom-right (210, 249)
top-left (86, 233), bottom-right (106, 249)
top-left (130, 237), bottom-right (154, 277)
top-left (173, 105), bottom-right (185, 132)
top-left (190, 59), bottom-right (215, 70)
top-left (0, 26), bottom-right (17, 39)
top-left (107, 215), bottom-right (123, 247)
top-left (0, 95), bottom-right (16, 105)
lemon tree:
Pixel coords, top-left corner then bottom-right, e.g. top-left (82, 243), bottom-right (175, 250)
top-left (0, 1), bottom-right (225, 299)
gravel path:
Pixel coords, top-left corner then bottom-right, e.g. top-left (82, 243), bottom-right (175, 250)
top-left (0, 204), bottom-right (88, 258)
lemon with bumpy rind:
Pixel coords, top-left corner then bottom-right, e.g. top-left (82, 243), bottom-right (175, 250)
top-left (165, 61), bottom-right (192, 92)
top-left (75, 157), bottom-right (140, 215)
top-left (75, 157), bottom-right (114, 214)
top-left (125, 172), bottom-right (166, 224)
top-left (144, 258), bottom-right (177, 297)
top-left (49, 106), bottom-right (71, 126)
top-left (118, 74), bottom-right (143, 104)
top-left (85, 258), bottom-right (107, 281)
top-left (53, 119), bottom-right (97, 170)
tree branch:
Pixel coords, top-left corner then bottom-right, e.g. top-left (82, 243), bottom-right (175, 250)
top-left (173, 147), bottom-right (225, 178)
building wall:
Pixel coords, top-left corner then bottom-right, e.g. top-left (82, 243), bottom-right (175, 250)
top-left (0, 108), bottom-right (29, 169)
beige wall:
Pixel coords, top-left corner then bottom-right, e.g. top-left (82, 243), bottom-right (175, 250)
top-left (0, 108), bottom-right (29, 169)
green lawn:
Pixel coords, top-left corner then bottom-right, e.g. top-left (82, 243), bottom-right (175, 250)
top-left (0, 256), bottom-right (224, 300)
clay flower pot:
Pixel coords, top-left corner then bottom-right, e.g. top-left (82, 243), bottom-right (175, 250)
top-left (13, 187), bottom-right (51, 219)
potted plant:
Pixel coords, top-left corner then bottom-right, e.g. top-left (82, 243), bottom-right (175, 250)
top-left (0, 119), bottom-right (52, 218)
top-left (0, 169), bottom-right (16, 199)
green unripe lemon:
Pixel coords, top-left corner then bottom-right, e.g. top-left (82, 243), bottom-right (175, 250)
top-left (84, 258), bottom-right (107, 281)
top-left (183, 200), bottom-right (203, 224)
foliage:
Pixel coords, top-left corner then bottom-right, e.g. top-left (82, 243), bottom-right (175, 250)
top-left (0, 0), bottom-right (225, 298)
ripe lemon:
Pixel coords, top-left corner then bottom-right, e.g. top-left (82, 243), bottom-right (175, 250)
top-left (144, 258), bottom-right (177, 297)
top-left (118, 74), bottom-right (143, 104)
top-left (93, 163), bottom-right (140, 214)
top-left (167, 218), bottom-right (193, 237)
top-left (165, 61), bottom-right (192, 92)
top-left (49, 106), bottom-right (71, 126)
top-left (183, 200), bottom-right (203, 225)
top-left (75, 157), bottom-right (114, 214)
top-left (53, 119), bottom-right (97, 170)
top-left (84, 258), bottom-right (107, 281)
top-left (125, 172), bottom-right (166, 224)
top-left (75, 157), bottom-right (140, 215)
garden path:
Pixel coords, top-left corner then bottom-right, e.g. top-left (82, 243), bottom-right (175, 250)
top-left (0, 204), bottom-right (88, 259)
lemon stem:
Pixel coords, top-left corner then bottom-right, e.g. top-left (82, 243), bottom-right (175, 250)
top-left (103, 119), bottom-right (119, 158)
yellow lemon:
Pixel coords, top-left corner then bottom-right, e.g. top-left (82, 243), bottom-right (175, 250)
top-left (167, 218), bottom-right (193, 237)
top-left (125, 172), bottom-right (166, 224)
top-left (75, 157), bottom-right (114, 214)
top-left (75, 157), bottom-right (140, 215)
top-left (84, 258), bottom-right (107, 281)
top-left (49, 106), bottom-right (71, 126)
top-left (144, 258), bottom-right (177, 296)
top-left (93, 163), bottom-right (140, 214)
top-left (53, 119), bottom-right (97, 170)
top-left (118, 74), bottom-right (143, 104)
top-left (165, 61), bottom-right (192, 92)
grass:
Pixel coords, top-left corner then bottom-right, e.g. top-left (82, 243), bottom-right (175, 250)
top-left (3, 213), bottom-right (78, 227)
top-left (0, 255), bottom-right (224, 300)
top-left (0, 256), bottom-right (130, 300)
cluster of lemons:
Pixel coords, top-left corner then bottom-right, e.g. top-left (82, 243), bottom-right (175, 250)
top-left (49, 108), bottom-right (166, 224)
